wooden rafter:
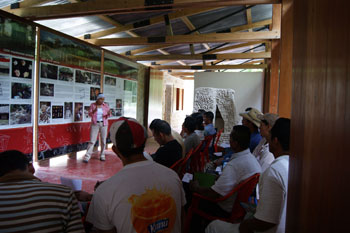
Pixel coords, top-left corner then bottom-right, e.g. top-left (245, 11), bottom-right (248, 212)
top-left (6, 0), bottom-right (281, 20)
top-left (181, 16), bottom-right (210, 50)
top-left (77, 8), bottom-right (221, 40)
top-left (151, 64), bottom-right (267, 70)
top-left (1, 0), bottom-right (51, 11)
top-left (87, 31), bottom-right (280, 46)
top-left (130, 52), bottom-right (271, 61)
top-left (124, 20), bottom-right (272, 56)
top-left (168, 72), bottom-right (198, 76)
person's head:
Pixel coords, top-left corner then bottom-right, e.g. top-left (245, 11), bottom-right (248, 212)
top-left (96, 93), bottom-right (105, 104)
top-left (149, 119), bottom-right (172, 145)
top-left (183, 116), bottom-right (196, 134)
top-left (239, 108), bottom-right (262, 132)
top-left (109, 117), bottom-right (147, 161)
top-left (257, 113), bottom-right (279, 139)
top-left (0, 150), bottom-right (30, 177)
top-left (197, 109), bottom-right (206, 115)
top-left (269, 118), bottom-right (290, 156)
top-left (229, 125), bottom-right (251, 152)
top-left (203, 111), bottom-right (214, 125)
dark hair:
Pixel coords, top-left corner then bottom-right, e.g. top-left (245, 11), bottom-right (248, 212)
top-left (0, 150), bottom-right (29, 177)
top-left (271, 118), bottom-right (290, 151)
top-left (197, 109), bottom-right (206, 114)
top-left (203, 111), bottom-right (214, 122)
top-left (245, 107), bottom-right (252, 111)
top-left (195, 115), bottom-right (204, 130)
top-left (149, 119), bottom-right (171, 135)
top-left (230, 125), bottom-right (251, 149)
top-left (115, 121), bottom-right (146, 157)
top-left (183, 116), bottom-right (196, 133)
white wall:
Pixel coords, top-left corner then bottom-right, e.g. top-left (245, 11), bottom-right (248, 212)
top-left (194, 72), bottom-right (264, 115)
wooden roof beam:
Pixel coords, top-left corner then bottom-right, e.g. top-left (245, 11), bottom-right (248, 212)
top-left (130, 52), bottom-right (271, 61)
top-left (87, 31), bottom-right (280, 46)
top-left (151, 64), bottom-right (267, 70)
top-left (6, 0), bottom-right (281, 20)
top-left (78, 8), bottom-right (221, 40)
top-left (124, 19), bottom-right (271, 56)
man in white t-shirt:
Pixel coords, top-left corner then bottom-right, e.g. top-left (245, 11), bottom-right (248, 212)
top-left (190, 125), bottom-right (261, 217)
top-left (86, 117), bottom-right (186, 233)
top-left (205, 118), bottom-right (290, 233)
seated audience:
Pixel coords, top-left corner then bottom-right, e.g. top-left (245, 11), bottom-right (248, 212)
top-left (0, 150), bottom-right (84, 232)
top-left (182, 116), bottom-right (201, 154)
top-left (203, 111), bottom-right (216, 136)
top-left (253, 113), bottom-right (279, 172)
top-left (149, 119), bottom-right (182, 167)
top-left (205, 118), bottom-right (290, 233)
top-left (190, 125), bottom-right (261, 217)
top-left (192, 112), bottom-right (205, 140)
top-left (172, 129), bottom-right (186, 158)
top-left (86, 117), bottom-right (186, 233)
top-left (239, 108), bottom-right (263, 152)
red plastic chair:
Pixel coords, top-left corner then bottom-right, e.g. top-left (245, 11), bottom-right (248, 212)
top-left (184, 173), bottom-right (260, 233)
top-left (214, 128), bottom-right (224, 152)
top-left (189, 141), bottom-right (206, 173)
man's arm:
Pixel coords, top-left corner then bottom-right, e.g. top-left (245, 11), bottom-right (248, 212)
top-left (190, 180), bottom-right (221, 199)
top-left (239, 218), bottom-right (276, 233)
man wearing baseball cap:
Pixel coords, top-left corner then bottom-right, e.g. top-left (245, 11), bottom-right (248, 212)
top-left (84, 93), bottom-right (111, 163)
top-left (239, 108), bottom-right (263, 152)
top-left (86, 117), bottom-right (186, 233)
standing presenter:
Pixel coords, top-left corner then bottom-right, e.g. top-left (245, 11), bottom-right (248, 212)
top-left (83, 93), bottom-right (111, 163)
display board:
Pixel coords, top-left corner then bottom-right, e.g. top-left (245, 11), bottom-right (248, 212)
top-left (104, 52), bottom-right (138, 119)
top-left (0, 15), bottom-right (35, 156)
top-left (39, 30), bottom-right (102, 125)
top-left (0, 11), bottom-right (143, 160)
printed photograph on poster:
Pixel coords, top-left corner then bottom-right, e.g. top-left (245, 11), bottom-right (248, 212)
top-left (10, 104), bottom-right (31, 125)
top-left (132, 96), bottom-right (137, 103)
top-left (84, 106), bottom-right (90, 119)
top-left (0, 55), bottom-right (10, 76)
top-left (39, 101), bottom-right (51, 124)
top-left (41, 63), bottom-right (58, 80)
top-left (105, 76), bottom-right (116, 86)
top-left (110, 108), bottom-right (115, 117)
top-left (0, 104), bottom-right (9, 125)
top-left (40, 83), bottom-right (54, 97)
top-left (116, 109), bottom-right (122, 116)
top-left (116, 99), bottom-right (122, 109)
top-left (52, 105), bottom-right (63, 119)
top-left (12, 58), bottom-right (32, 79)
top-left (90, 87), bottom-right (100, 101)
top-left (11, 82), bottom-right (32, 99)
top-left (58, 67), bottom-right (74, 82)
top-left (75, 70), bottom-right (91, 84)
top-left (74, 102), bottom-right (83, 121)
top-left (124, 80), bottom-right (132, 91)
top-left (64, 102), bottom-right (73, 119)
top-left (91, 73), bottom-right (101, 86)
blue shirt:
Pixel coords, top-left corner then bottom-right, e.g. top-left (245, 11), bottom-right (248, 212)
top-left (250, 131), bottom-right (262, 152)
top-left (204, 123), bottom-right (216, 136)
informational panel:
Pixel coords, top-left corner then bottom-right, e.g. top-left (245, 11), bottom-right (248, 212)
top-left (104, 52), bottom-right (138, 119)
top-left (0, 15), bottom-right (35, 155)
top-left (39, 30), bottom-right (101, 125)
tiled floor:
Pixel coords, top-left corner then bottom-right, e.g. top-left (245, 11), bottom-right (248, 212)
top-left (33, 138), bottom-right (160, 193)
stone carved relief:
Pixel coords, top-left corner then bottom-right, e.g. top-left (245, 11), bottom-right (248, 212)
top-left (194, 87), bottom-right (239, 139)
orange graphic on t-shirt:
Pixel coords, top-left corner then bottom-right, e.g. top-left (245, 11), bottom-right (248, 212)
top-left (128, 188), bottom-right (176, 233)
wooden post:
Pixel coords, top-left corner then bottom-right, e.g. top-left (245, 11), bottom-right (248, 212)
top-left (278, 0), bottom-right (293, 117)
top-left (33, 27), bottom-right (40, 162)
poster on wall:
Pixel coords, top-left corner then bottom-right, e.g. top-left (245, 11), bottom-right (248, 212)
top-left (39, 29), bottom-right (102, 125)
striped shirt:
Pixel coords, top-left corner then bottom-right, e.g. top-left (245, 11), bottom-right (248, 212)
top-left (0, 173), bottom-right (84, 233)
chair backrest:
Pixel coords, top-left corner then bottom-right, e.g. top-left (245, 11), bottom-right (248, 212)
top-left (225, 173), bottom-right (260, 222)
top-left (214, 128), bottom-right (224, 152)
top-left (189, 141), bottom-right (205, 173)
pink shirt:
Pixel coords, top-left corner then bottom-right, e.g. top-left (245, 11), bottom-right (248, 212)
top-left (88, 102), bottom-right (111, 126)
